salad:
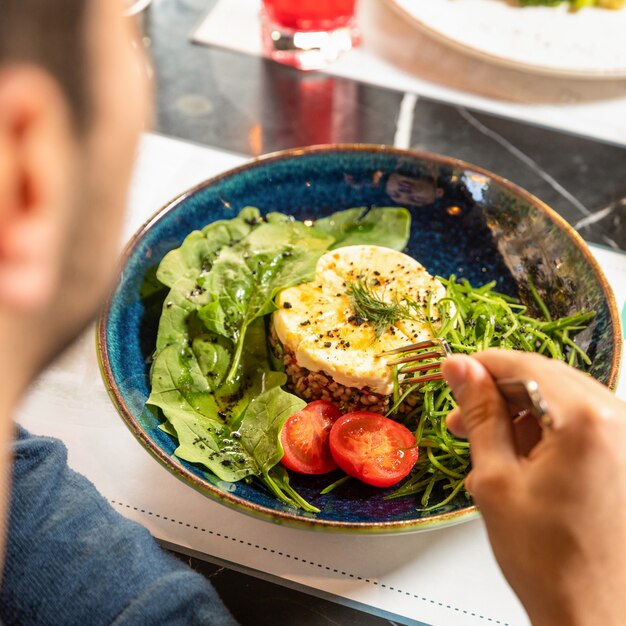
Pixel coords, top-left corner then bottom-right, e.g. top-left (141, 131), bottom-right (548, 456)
top-left (518, 0), bottom-right (624, 9)
top-left (147, 207), bottom-right (593, 513)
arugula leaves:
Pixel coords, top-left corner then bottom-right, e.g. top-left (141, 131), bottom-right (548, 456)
top-left (148, 206), bottom-right (410, 510)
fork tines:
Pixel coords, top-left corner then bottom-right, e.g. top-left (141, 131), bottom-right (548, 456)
top-left (379, 340), bottom-right (553, 426)
top-left (379, 338), bottom-right (451, 385)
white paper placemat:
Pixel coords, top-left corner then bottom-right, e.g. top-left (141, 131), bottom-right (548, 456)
top-left (16, 133), bottom-right (626, 626)
top-left (192, 0), bottom-right (626, 147)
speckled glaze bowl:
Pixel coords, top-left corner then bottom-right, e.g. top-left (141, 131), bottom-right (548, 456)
top-left (97, 145), bottom-right (621, 534)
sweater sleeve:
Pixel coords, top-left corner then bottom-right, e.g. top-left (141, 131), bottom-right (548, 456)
top-left (0, 427), bottom-right (239, 626)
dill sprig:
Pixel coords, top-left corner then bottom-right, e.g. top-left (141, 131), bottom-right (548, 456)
top-left (346, 277), bottom-right (420, 338)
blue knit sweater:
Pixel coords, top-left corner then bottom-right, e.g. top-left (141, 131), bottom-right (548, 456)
top-left (0, 428), bottom-right (238, 625)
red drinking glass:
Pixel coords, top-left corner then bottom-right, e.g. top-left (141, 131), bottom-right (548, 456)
top-left (261, 0), bottom-right (360, 70)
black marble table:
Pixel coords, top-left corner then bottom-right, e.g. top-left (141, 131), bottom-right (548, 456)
top-left (140, 1), bottom-right (626, 623)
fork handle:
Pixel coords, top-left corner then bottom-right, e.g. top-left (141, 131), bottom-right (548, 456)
top-left (496, 378), bottom-right (552, 428)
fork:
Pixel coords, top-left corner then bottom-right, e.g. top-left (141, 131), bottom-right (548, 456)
top-left (380, 338), bottom-right (551, 426)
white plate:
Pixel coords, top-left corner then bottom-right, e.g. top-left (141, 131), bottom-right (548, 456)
top-left (387, 0), bottom-right (626, 78)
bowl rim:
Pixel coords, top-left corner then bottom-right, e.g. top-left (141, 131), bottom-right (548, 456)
top-left (96, 143), bottom-right (622, 533)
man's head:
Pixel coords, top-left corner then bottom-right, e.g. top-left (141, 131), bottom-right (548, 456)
top-left (0, 0), bottom-right (150, 383)
top-left (0, 0), bottom-right (150, 561)
top-left (0, 0), bottom-right (90, 130)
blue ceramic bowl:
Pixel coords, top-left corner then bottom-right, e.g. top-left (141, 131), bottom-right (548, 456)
top-left (98, 145), bottom-right (621, 533)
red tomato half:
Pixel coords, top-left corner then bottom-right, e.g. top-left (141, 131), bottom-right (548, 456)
top-left (329, 412), bottom-right (418, 488)
top-left (280, 400), bottom-right (342, 474)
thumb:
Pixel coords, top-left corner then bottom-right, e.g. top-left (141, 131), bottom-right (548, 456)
top-left (442, 355), bottom-right (517, 470)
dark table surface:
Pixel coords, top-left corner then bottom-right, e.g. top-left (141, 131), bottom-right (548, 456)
top-left (142, 1), bottom-right (626, 623)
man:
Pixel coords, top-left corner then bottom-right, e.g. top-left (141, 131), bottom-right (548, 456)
top-left (1, 1), bottom-right (626, 624)
top-left (0, 1), bottom-right (236, 623)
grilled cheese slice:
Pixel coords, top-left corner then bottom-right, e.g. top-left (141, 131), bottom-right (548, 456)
top-left (273, 245), bottom-right (446, 395)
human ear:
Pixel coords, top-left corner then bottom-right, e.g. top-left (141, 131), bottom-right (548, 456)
top-left (0, 66), bottom-right (77, 312)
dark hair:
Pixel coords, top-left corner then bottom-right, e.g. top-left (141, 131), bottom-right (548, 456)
top-left (0, 0), bottom-right (89, 128)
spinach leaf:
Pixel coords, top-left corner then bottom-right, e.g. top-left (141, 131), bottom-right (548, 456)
top-left (148, 316), bottom-right (298, 489)
top-left (149, 328), bottom-right (316, 509)
top-left (266, 466), bottom-right (320, 514)
top-left (147, 343), bottom-right (255, 482)
top-left (158, 420), bottom-right (178, 438)
top-left (238, 386), bottom-right (319, 512)
top-left (191, 334), bottom-right (232, 393)
top-left (155, 276), bottom-right (214, 352)
top-left (314, 207), bottom-right (411, 251)
top-left (238, 385), bottom-right (306, 475)
top-left (198, 220), bottom-right (334, 383)
top-left (150, 316), bottom-right (282, 431)
top-left (156, 206), bottom-right (261, 288)
top-left (154, 207), bottom-right (263, 352)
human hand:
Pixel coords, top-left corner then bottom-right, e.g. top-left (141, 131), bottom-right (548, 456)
top-left (442, 349), bottom-right (626, 626)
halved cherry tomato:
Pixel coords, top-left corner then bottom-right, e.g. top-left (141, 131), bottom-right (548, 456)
top-left (329, 412), bottom-right (418, 488)
top-left (280, 400), bottom-right (342, 474)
